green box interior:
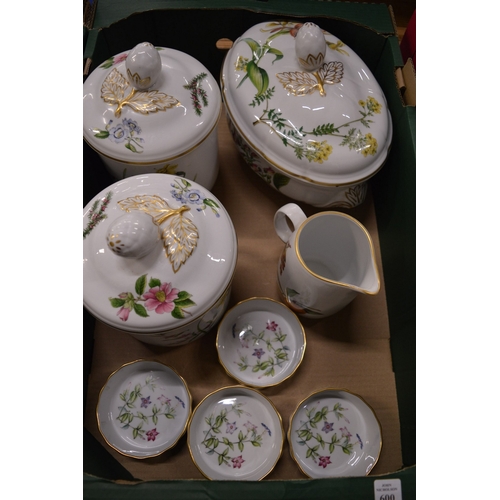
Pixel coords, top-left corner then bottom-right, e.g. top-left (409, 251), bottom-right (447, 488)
top-left (83, 1), bottom-right (415, 497)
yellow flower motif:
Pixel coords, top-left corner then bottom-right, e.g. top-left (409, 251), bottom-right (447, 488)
top-left (358, 100), bottom-right (366, 107)
top-left (310, 140), bottom-right (333, 164)
top-left (366, 96), bottom-right (382, 114)
top-left (235, 56), bottom-right (249, 72)
top-left (361, 133), bottom-right (378, 157)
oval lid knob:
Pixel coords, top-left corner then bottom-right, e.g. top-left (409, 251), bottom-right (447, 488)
top-left (106, 212), bottom-right (160, 259)
top-left (126, 42), bottom-right (162, 90)
top-left (295, 22), bottom-right (327, 71)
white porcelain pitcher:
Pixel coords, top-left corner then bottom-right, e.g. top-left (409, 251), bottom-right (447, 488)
top-left (274, 203), bottom-right (380, 318)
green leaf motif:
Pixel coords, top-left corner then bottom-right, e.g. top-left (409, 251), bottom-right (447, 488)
top-left (94, 130), bottom-right (109, 139)
top-left (149, 277), bottom-right (161, 288)
top-left (273, 174), bottom-right (290, 190)
top-left (134, 303), bottom-right (148, 318)
top-left (135, 274), bottom-right (147, 295)
top-left (109, 298), bottom-right (125, 308)
top-left (246, 61), bottom-right (269, 96)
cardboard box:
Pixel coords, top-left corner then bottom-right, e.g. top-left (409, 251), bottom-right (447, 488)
top-left (83, 2), bottom-right (415, 498)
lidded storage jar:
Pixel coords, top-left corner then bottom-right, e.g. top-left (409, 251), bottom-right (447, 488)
top-left (83, 174), bottom-right (237, 346)
top-left (222, 22), bottom-right (393, 207)
top-left (83, 42), bottom-right (221, 189)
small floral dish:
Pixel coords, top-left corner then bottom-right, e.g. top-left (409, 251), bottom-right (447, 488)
top-left (288, 389), bottom-right (382, 478)
top-left (216, 298), bottom-right (306, 388)
top-left (96, 360), bottom-right (192, 459)
top-left (187, 386), bottom-right (284, 480)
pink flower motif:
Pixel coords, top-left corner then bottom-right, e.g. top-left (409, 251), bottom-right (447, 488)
top-left (144, 282), bottom-right (179, 314)
top-left (243, 421), bottom-right (257, 433)
top-left (146, 428), bottom-right (159, 441)
top-left (231, 455), bottom-right (245, 469)
top-left (117, 306), bottom-right (131, 321)
top-left (318, 456), bottom-right (331, 468)
top-left (157, 395), bottom-right (171, 405)
top-left (340, 427), bottom-right (352, 438)
top-left (266, 320), bottom-right (278, 331)
top-left (114, 53), bottom-right (128, 64)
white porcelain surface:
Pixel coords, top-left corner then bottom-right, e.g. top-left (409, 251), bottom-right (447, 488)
top-left (288, 389), bottom-right (382, 478)
top-left (83, 44), bottom-right (221, 189)
top-left (274, 203), bottom-right (380, 318)
top-left (222, 21), bottom-right (392, 207)
top-left (188, 386), bottom-right (284, 480)
top-left (216, 298), bottom-right (306, 388)
top-left (97, 360), bottom-right (192, 459)
top-left (83, 174), bottom-right (237, 345)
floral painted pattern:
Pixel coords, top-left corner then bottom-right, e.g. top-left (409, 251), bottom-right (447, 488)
top-left (233, 319), bottom-right (290, 377)
top-left (117, 374), bottom-right (185, 441)
top-left (109, 274), bottom-right (195, 321)
top-left (295, 401), bottom-right (361, 468)
top-left (183, 73), bottom-right (209, 116)
top-left (83, 191), bottom-right (112, 239)
top-left (170, 178), bottom-right (220, 217)
top-left (227, 118), bottom-right (290, 191)
top-left (99, 52), bottom-right (129, 69)
top-left (233, 21), bottom-right (382, 164)
top-left (93, 117), bottom-right (145, 153)
top-left (201, 401), bottom-right (271, 468)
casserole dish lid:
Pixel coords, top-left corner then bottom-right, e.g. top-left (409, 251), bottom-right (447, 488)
top-left (83, 42), bottom-right (221, 164)
top-left (222, 22), bottom-right (392, 186)
top-left (83, 174), bottom-right (237, 334)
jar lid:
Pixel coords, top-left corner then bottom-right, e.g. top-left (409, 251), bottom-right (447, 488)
top-left (83, 174), bottom-right (237, 334)
top-left (222, 22), bottom-right (392, 186)
top-left (83, 42), bottom-right (221, 164)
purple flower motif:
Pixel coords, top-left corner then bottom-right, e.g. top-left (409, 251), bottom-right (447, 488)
top-left (261, 423), bottom-right (271, 436)
top-left (252, 348), bottom-right (265, 359)
top-left (123, 118), bottom-right (141, 134)
top-left (356, 433), bottom-right (363, 449)
top-left (318, 456), bottom-right (331, 468)
top-left (322, 422), bottom-right (334, 433)
top-left (141, 396), bottom-right (151, 408)
top-left (226, 421), bottom-right (237, 434)
top-left (175, 396), bottom-right (186, 408)
top-left (108, 123), bottom-right (129, 143)
top-left (266, 320), bottom-right (278, 331)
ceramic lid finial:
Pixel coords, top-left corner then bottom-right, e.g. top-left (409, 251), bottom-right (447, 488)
top-left (106, 212), bottom-right (160, 259)
top-left (295, 22), bottom-right (327, 71)
top-left (126, 42), bottom-right (162, 90)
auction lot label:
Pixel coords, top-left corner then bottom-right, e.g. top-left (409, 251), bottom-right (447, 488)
top-left (373, 479), bottom-right (402, 500)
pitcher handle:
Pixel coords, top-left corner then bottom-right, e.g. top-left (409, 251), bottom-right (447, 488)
top-left (274, 203), bottom-right (307, 243)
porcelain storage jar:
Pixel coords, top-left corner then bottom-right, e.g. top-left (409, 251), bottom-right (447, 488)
top-left (83, 174), bottom-right (237, 346)
top-left (221, 22), bottom-right (393, 208)
top-left (83, 42), bottom-right (222, 190)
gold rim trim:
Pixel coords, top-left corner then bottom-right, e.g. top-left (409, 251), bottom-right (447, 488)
top-left (294, 211), bottom-right (380, 294)
top-left (287, 387), bottom-right (383, 478)
top-left (96, 359), bottom-right (193, 460)
top-left (215, 297), bottom-right (307, 389)
top-left (221, 67), bottom-right (391, 187)
top-left (83, 102), bottom-right (222, 166)
top-left (187, 385), bottom-right (285, 480)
